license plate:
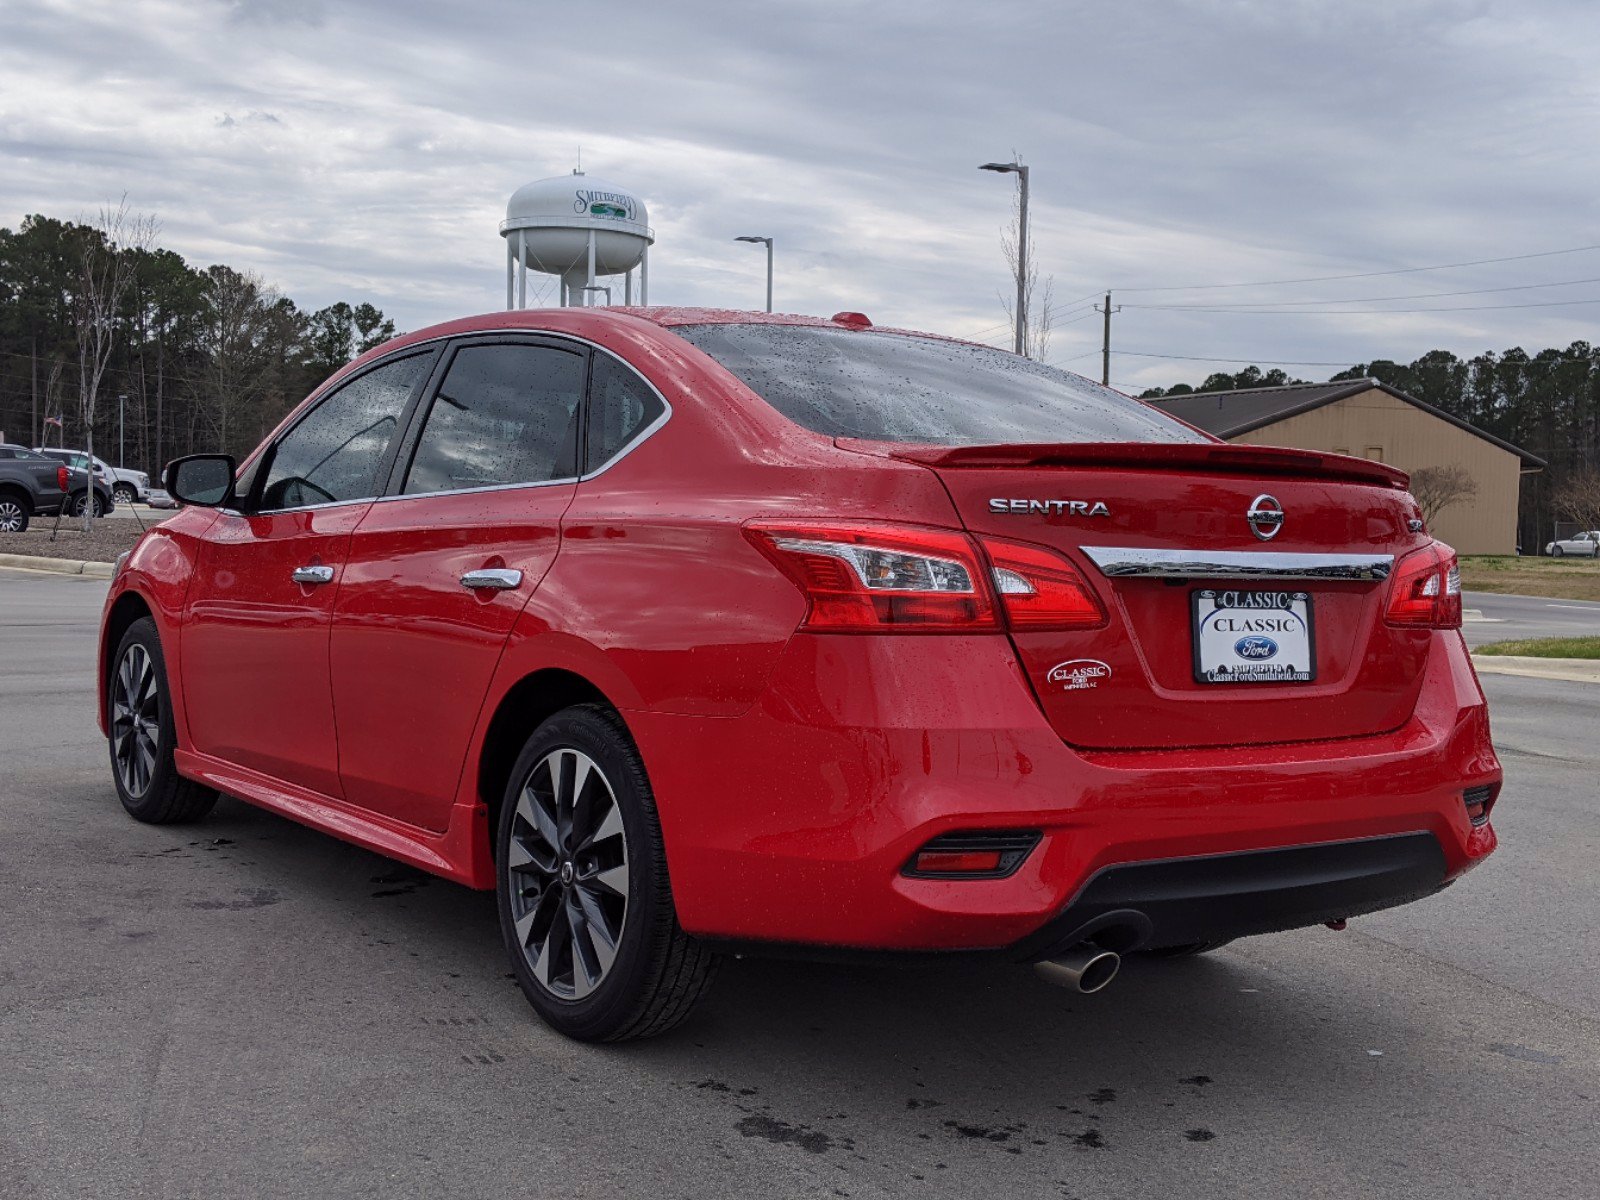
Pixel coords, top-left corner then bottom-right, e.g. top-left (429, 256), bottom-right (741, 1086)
top-left (1192, 589), bottom-right (1316, 684)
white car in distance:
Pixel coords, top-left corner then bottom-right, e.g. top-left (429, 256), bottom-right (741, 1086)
top-left (1544, 530), bottom-right (1600, 557)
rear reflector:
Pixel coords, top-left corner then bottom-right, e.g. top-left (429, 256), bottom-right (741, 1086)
top-left (746, 521), bottom-right (999, 632)
top-left (913, 849), bottom-right (1003, 874)
top-left (902, 830), bottom-right (1041, 879)
top-left (1385, 541), bottom-right (1462, 629)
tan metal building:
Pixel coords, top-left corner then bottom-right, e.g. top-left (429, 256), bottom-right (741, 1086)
top-left (1150, 380), bottom-right (1543, 555)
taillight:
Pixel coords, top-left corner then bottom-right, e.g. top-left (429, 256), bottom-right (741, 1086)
top-left (56, 465), bottom-right (70, 491)
top-left (1385, 541), bottom-right (1462, 629)
top-left (745, 521), bottom-right (998, 632)
top-left (979, 536), bottom-right (1108, 630)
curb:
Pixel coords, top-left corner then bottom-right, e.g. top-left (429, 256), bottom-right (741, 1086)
top-left (1472, 654), bottom-right (1600, 685)
top-left (0, 552), bottom-right (115, 579)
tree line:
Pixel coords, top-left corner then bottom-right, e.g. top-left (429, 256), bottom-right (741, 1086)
top-left (0, 212), bottom-right (396, 475)
top-left (1138, 348), bottom-right (1600, 547)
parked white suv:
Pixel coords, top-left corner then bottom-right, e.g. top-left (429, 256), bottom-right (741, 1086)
top-left (1544, 530), bottom-right (1600, 558)
top-left (33, 448), bottom-right (150, 505)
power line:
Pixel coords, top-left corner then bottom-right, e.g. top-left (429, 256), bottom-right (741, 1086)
top-left (1115, 348), bottom-right (1600, 369)
top-left (1122, 275), bottom-right (1600, 310)
top-left (1116, 350), bottom-right (1363, 366)
top-left (1122, 296), bottom-right (1600, 315)
top-left (1113, 242), bottom-right (1600, 294)
top-left (967, 296), bottom-right (1099, 340)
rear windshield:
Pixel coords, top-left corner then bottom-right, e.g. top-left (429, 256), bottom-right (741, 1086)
top-left (673, 323), bottom-right (1206, 446)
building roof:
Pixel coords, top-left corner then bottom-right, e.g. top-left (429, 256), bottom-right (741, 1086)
top-left (1150, 379), bottom-right (1545, 467)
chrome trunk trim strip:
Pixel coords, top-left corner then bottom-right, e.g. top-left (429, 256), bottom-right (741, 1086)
top-left (1079, 546), bottom-right (1394, 582)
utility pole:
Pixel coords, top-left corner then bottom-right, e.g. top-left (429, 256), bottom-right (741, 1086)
top-left (1095, 291), bottom-right (1121, 386)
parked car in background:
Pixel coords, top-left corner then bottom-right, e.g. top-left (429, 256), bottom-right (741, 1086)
top-left (34, 448), bottom-right (148, 507)
top-left (1544, 530), bottom-right (1600, 557)
top-left (145, 488), bottom-right (177, 510)
top-left (0, 443), bottom-right (105, 531)
top-left (97, 307), bottom-right (1501, 1042)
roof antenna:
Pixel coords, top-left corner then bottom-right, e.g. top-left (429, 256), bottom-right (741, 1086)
top-left (573, 146), bottom-right (583, 176)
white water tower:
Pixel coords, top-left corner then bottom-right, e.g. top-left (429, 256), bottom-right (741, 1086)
top-left (501, 171), bottom-right (653, 308)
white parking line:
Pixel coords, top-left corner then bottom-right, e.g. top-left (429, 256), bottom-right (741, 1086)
top-left (1545, 604), bottom-right (1600, 610)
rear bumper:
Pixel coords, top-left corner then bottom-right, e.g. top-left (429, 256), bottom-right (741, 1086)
top-left (628, 629), bottom-right (1499, 953)
top-left (1015, 832), bottom-right (1448, 959)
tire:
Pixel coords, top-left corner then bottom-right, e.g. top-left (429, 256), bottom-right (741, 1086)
top-left (495, 704), bottom-right (718, 1041)
top-left (108, 617), bottom-right (219, 824)
top-left (1140, 940), bottom-right (1234, 958)
top-left (71, 490), bottom-right (108, 518)
top-left (1551, 545), bottom-right (1564, 557)
top-left (0, 493), bottom-right (28, 533)
top-left (113, 484), bottom-right (137, 506)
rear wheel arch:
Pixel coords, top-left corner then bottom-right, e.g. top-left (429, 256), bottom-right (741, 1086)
top-left (478, 668), bottom-right (629, 851)
top-left (0, 483), bottom-right (31, 512)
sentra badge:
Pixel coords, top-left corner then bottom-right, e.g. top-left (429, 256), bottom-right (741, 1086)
top-left (1047, 659), bottom-right (1112, 691)
top-left (989, 498), bottom-right (1111, 517)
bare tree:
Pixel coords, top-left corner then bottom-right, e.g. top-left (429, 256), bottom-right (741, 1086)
top-left (1408, 464), bottom-right (1479, 526)
top-left (1554, 470), bottom-right (1600, 532)
top-left (997, 162), bottom-right (1054, 361)
top-left (73, 199), bottom-right (157, 528)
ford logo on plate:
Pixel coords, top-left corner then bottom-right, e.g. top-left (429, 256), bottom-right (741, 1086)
top-left (1234, 636), bottom-right (1278, 660)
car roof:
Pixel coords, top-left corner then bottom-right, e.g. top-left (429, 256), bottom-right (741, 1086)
top-left (365, 306), bottom-right (969, 362)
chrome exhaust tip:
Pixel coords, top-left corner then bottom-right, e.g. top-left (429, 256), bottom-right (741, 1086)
top-left (1034, 945), bottom-right (1121, 993)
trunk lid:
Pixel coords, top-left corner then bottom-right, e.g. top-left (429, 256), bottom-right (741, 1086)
top-left (849, 440), bottom-right (1432, 751)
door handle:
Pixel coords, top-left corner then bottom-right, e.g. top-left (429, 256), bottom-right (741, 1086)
top-left (460, 568), bottom-right (523, 591)
top-left (291, 565), bottom-right (335, 585)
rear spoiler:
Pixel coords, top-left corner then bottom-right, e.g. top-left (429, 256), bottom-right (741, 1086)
top-left (837, 439), bottom-right (1410, 489)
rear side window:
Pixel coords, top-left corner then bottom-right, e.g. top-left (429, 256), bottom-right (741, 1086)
top-left (260, 353), bottom-right (427, 510)
top-left (402, 343), bottom-right (583, 495)
top-left (673, 323), bottom-right (1206, 446)
top-left (585, 353), bottom-right (664, 474)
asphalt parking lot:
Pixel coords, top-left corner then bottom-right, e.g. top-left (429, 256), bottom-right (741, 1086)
top-left (1, 566), bottom-right (1596, 1200)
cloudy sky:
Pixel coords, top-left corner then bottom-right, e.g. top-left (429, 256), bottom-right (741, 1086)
top-left (3, 0), bottom-right (1598, 391)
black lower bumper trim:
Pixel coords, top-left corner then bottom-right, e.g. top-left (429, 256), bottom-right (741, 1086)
top-left (1016, 832), bottom-right (1449, 961)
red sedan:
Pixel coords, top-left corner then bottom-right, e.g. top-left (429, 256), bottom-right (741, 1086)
top-left (97, 307), bottom-right (1500, 1040)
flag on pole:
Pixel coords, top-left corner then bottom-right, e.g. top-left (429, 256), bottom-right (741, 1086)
top-left (43, 415), bottom-right (63, 428)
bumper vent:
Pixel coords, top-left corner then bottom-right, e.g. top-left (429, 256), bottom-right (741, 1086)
top-left (903, 830), bottom-right (1041, 879)
top-left (1463, 784), bottom-right (1496, 827)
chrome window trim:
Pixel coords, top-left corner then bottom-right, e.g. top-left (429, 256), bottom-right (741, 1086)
top-left (241, 328), bottom-right (673, 516)
top-left (1080, 546), bottom-right (1394, 582)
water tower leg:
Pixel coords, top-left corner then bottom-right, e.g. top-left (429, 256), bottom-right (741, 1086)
top-left (640, 246), bottom-right (649, 305)
top-left (505, 238), bottom-right (515, 310)
top-left (516, 230), bottom-right (528, 309)
top-left (587, 231), bottom-right (597, 304)
top-left (624, 269), bottom-right (633, 305)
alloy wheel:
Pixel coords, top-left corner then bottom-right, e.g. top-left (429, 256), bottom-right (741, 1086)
top-left (0, 499), bottom-right (23, 532)
top-left (506, 748), bottom-right (630, 1000)
top-left (111, 644), bottom-right (160, 798)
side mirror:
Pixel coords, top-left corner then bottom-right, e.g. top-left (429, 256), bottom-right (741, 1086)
top-left (164, 454), bottom-right (237, 508)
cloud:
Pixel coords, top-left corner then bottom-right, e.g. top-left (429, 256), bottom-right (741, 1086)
top-left (2, 0), bottom-right (1597, 390)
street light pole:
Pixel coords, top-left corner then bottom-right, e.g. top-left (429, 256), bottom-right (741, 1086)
top-left (735, 236), bottom-right (774, 312)
top-left (980, 161), bottom-right (1030, 356)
